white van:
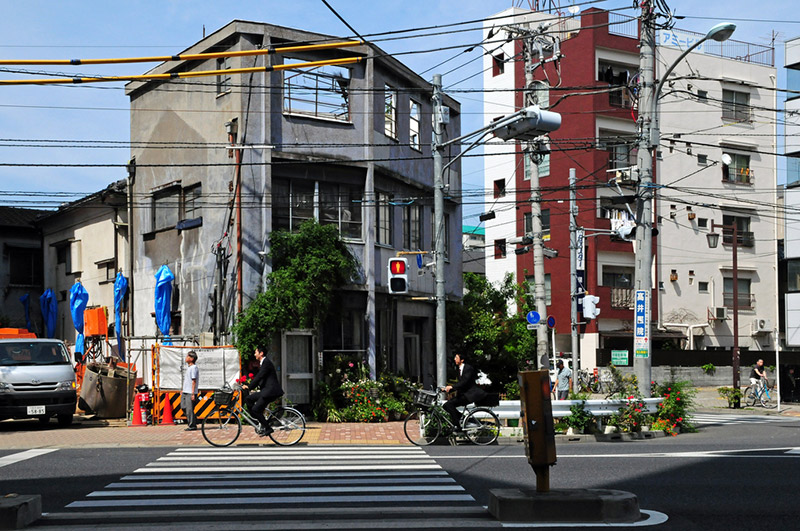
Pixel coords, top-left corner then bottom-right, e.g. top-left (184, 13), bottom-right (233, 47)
top-left (0, 339), bottom-right (77, 426)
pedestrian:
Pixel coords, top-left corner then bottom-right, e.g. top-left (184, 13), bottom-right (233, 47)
top-left (555, 360), bottom-right (572, 400)
top-left (181, 350), bottom-right (199, 431)
top-left (443, 353), bottom-right (487, 430)
top-left (750, 359), bottom-right (768, 388)
top-left (243, 346), bottom-right (284, 436)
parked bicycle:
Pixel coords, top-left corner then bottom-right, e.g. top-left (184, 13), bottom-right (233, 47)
top-left (201, 384), bottom-right (306, 447)
top-left (403, 388), bottom-right (500, 446)
top-left (742, 379), bottom-right (777, 409)
top-left (576, 369), bottom-right (603, 394)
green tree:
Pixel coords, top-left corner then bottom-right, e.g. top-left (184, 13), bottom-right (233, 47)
top-left (233, 220), bottom-right (359, 363)
top-left (447, 272), bottom-right (537, 391)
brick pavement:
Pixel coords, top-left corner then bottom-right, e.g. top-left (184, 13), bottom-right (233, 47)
top-left (0, 419), bottom-right (411, 449)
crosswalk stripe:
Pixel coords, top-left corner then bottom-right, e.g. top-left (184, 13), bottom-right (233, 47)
top-left (135, 464), bottom-right (443, 472)
top-left (0, 449), bottom-right (57, 468)
top-left (156, 454), bottom-right (433, 461)
top-left (107, 477), bottom-right (456, 488)
top-left (88, 485), bottom-right (466, 497)
top-left (118, 470), bottom-right (449, 480)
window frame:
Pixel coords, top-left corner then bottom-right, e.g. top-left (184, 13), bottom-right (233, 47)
top-left (282, 61), bottom-right (351, 122)
top-left (216, 56), bottom-right (232, 95)
top-left (409, 99), bottom-right (421, 151)
top-left (152, 185), bottom-right (181, 232)
top-left (722, 89), bottom-right (750, 122)
top-left (722, 152), bottom-right (752, 184)
top-left (403, 204), bottom-right (422, 250)
top-left (494, 238), bottom-right (506, 259)
top-left (376, 191), bottom-right (393, 246)
top-left (492, 53), bottom-right (505, 76)
top-left (384, 84), bottom-right (398, 139)
top-left (272, 178), bottom-right (364, 241)
top-left (7, 246), bottom-right (42, 286)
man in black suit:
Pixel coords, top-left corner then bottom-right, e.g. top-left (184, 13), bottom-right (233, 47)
top-left (443, 353), bottom-right (487, 430)
top-left (243, 346), bottom-right (284, 436)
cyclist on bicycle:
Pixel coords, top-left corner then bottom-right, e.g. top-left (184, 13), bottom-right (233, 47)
top-left (242, 346), bottom-right (284, 436)
top-left (443, 353), bottom-right (487, 431)
top-left (750, 359), bottom-right (768, 390)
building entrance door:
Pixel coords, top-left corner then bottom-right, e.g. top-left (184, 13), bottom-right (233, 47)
top-left (282, 330), bottom-right (315, 407)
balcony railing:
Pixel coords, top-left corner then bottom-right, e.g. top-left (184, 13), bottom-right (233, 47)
top-left (610, 287), bottom-right (635, 310)
top-left (722, 166), bottom-right (753, 185)
top-left (723, 292), bottom-right (755, 310)
top-left (722, 230), bottom-right (755, 247)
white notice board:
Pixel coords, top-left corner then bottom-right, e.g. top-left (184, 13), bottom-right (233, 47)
top-left (158, 346), bottom-right (240, 391)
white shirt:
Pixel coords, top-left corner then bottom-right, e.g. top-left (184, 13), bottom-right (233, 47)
top-left (183, 364), bottom-right (199, 394)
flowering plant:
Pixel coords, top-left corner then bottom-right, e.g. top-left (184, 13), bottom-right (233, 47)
top-left (652, 379), bottom-right (695, 432)
top-left (651, 417), bottom-right (678, 436)
top-left (236, 372), bottom-right (254, 388)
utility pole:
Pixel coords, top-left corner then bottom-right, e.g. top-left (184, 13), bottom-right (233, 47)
top-left (432, 74), bottom-right (447, 388)
top-left (634, 2), bottom-right (656, 397)
top-left (522, 33), bottom-right (550, 370)
top-left (569, 168), bottom-right (579, 392)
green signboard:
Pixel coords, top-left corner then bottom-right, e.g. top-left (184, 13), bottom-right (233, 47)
top-left (611, 350), bottom-right (629, 365)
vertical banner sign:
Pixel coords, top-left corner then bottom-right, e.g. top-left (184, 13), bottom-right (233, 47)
top-left (634, 290), bottom-right (650, 358)
top-left (575, 229), bottom-right (585, 314)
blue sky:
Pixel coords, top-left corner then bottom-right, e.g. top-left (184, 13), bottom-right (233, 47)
top-left (0, 1), bottom-right (797, 222)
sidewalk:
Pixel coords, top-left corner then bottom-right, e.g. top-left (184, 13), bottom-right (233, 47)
top-left (692, 386), bottom-right (800, 416)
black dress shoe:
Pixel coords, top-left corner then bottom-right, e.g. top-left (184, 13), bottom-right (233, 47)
top-left (185, 427), bottom-right (197, 431)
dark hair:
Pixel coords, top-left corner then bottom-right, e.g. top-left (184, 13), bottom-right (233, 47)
top-left (187, 350), bottom-right (198, 362)
top-left (455, 353), bottom-right (466, 361)
top-left (556, 360), bottom-right (564, 366)
top-left (256, 346), bottom-right (268, 355)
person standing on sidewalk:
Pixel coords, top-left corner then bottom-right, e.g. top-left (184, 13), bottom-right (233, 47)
top-left (555, 360), bottom-right (572, 400)
top-left (181, 351), bottom-right (199, 431)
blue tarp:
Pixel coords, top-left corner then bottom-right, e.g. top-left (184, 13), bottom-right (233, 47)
top-left (39, 289), bottom-right (57, 338)
top-left (19, 294), bottom-right (31, 332)
top-left (114, 272), bottom-right (129, 361)
top-left (69, 282), bottom-right (89, 354)
top-left (154, 265), bottom-right (174, 345)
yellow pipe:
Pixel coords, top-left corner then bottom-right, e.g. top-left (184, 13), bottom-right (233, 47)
top-left (0, 56), bottom-right (362, 86)
top-left (0, 40), bottom-right (363, 66)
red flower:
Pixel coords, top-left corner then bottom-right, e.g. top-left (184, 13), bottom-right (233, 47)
top-left (667, 388), bottom-right (671, 391)
top-left (676, 398), bottom-right (680, 401)
top-left (248, 373), bottom-right (254, 378)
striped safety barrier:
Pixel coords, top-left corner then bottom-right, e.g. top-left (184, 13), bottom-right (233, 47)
top-left (153, 390), bottom-right (241, 423)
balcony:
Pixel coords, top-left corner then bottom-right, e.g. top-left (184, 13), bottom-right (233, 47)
top-left (723, 292), bottom-right (755, 310)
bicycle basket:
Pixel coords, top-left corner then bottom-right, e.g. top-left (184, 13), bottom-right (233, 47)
top-left (213, 389), bottom-right (235, 406)
top-left (412, 389), bottom-right (437, 407)
top-left (475, 392), bottom-right (500, 408)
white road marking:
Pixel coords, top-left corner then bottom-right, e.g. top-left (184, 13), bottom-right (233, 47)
top-left (88, 485), bottom-right (466, 497)
top-left (135, 464), bottom-right (443, 472)
top-left (0, 448), bottom-right (57, 468)
top-left (500, 509), bottom-right (669, 527)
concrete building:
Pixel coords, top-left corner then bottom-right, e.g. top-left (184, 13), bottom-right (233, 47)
top-left (782, 37), bottom-right (800, 350)
top-left (124, 21), bottom-right (462, 405)
top-left (35, 180), bottom-right (128, 346)
top-left (462, 225), bottom-right (486, 277)
top-left (0, 207), bottom-right (46, 331)
top-left (482, 7), bottom-right (776, 370)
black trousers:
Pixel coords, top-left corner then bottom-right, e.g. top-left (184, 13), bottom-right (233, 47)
top-left (245, 391), bottom-right (282, 428)
top-left (443, 394), bottom-right (470, 428)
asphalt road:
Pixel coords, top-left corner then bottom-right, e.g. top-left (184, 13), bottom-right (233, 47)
top-left (2, 413), bottom-right (799, 529)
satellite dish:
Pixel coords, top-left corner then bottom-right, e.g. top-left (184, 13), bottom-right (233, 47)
top-left (721, 153), bottom-right (732, 166)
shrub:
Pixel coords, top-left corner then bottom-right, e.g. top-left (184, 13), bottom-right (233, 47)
top-left (564, 401), bottom-right (595, 433)
top-left (653, 380), bottom-right (696, 432)
top-left (701, 363), bottom-right (716, 375)
top-left (717, 387), bottom-right (742, 408)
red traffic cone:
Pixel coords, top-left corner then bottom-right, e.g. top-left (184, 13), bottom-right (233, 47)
top-left (160, 394), bottom-right (175, 425)
top-left (131, 393), bottom-right (144, 426)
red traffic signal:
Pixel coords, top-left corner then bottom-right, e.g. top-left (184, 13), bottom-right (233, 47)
top-left (388, 258), bottom-right (408, 294)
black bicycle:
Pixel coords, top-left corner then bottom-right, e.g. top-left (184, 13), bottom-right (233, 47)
top-left (403, 388), bottom-right (500, 446)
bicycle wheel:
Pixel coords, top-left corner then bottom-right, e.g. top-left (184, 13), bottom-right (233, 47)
top-left (404, 408), bottom-right (441, 446)
top-left (742, 386), bottom-right (757, 407)
top-left (461, 407), bottom-right (500, 446)
top-left (760, 390), bottom-right (777, 409)
top-left (201, 407), bottom-right (241, 447)
top-left (268, 406), bottom-right (306, 446)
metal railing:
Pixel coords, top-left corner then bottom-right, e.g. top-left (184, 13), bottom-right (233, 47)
top-left (610, 287), bottom-right (635, 309)
top-left (723, 292), bottom-right (755, 310)
top-left (608, 13), bottom-right (638, 39)
top-left (659, 28), bottom-right (774, 67)
top-left (722, 230), bottom-right (755, 247)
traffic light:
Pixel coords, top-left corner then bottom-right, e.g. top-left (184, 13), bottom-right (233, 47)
top-left (583, 294), bottom-right (600, 320)
top-left (519, 370), bottom-right (556, 468)
top-left (388, 257), bottom-right (408, 294)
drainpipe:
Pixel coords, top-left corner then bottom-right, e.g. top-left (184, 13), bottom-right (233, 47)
top-left (126, 158), bottom-right (135, 336)
top-left (226, 119), bottom-right (243, 314)
top-left (663, 322), bottom-right (709, 350)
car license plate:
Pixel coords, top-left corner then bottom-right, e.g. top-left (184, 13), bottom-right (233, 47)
top-left (27, 406), bottom-right (46, 415)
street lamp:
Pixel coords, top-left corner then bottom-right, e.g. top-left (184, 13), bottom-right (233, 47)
top-left (431, 73), bottom-right (560, 387)
top-left (706, 221), bottom-right (741, 407)
top-left (634, 16), bottom-right (736, 396)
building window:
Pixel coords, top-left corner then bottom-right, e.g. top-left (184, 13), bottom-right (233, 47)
top-left (598, 61), bottom-right (634, 108)
top-left (722, 89), bottom-right (750, 122)
top-left (283, 61), bottom-right (351, 121)
top-left (721, 214), bottom-right (754, 247)
top-left (698, 217), bottom-right (708, 228)
top-left (492, 53), bottom-right (504, 76)
top-left (789, 155), bottom-right (800, 186)
top-left (272, 178), bottom-right (363, 240)
top-left (409, 100), bottom-right (421, 151)
top-left (723, 277), bottom-right (753, 309)
top-left (376, 192), bottom-right (393, 246)
top-left (698, 281), bottom-right (709, 293)
top-left (96, 259), bottom-right (116, 283)
top-left (697, 89), bottom-right (708, 101)
top-left (216, 56), bottom-right (231, 95)
top-left (493, 179), bottom-right (506, 198)
top-left (8, 247), bottom-right (42, 286)
top-left (602, 266), bottom-right (634, 288)
top-left (788, 259), bottom-right (800, 292)
top-left (722, 152), bottom-right (752, 184)
top-left (153, 186), bottom-right (181, 231)
top-left (320, 182), bottom-right (363, 239)
top-left (182, 184), bottom-right (202, 220)
top-left (524, 212), bottom-right (532, 235)
top-left (494, 239), bottom-right (506, 259)
top-left (403, 204), bottom-right (422, 250)
top-left (544, 273), bottom-right (552, 305)
top-left (697, 154), bottom-right (708, 165)
top-left (599, 131), bottom-right (637, 170)
top-left (524, 151), bottom-right (550, 180)
top-left (384, 84), bottom-right (398, 139)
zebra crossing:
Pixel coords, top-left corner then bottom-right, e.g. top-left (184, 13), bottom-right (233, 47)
top-left (40, 446), bottom-right (499, 529)
top-left (691, 413), bottom-right (800, 426)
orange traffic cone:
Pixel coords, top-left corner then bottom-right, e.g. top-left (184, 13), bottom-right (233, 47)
top-left (131, 394), bottom-right (144, 426)
top-left (160, 394), bottom-right (175, 425)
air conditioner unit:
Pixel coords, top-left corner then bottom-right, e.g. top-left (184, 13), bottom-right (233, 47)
top-left (711, 306), bottom-right (728, 321)
top-left (751, 318), bottom-right (772, 335)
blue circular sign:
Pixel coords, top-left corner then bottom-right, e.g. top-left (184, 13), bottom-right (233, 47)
top-left (526, 311), bottom-right (540, 325)
top-left (547, 316), bottom-right (556, 329)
